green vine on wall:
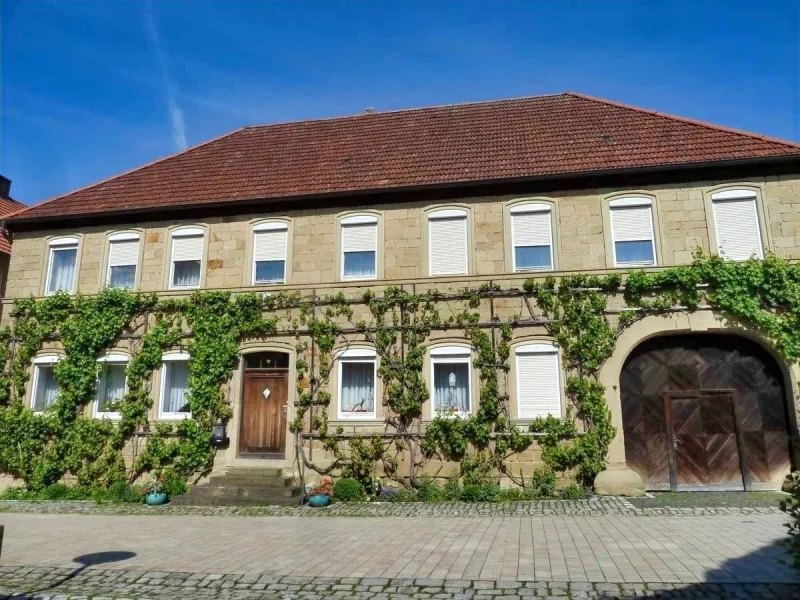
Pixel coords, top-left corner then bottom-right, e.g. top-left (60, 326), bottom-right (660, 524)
top-left (0, 253), bottom-right (798, 492)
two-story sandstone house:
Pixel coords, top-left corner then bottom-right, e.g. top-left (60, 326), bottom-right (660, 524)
top-left (4, 93), bottom-right (800, 498)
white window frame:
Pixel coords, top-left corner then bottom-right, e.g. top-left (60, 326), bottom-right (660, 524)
top-left (336, 347), bottom-right (378, 420)
top-left (428, 208), bottom-right (469, 277)
top-left (510, 203), bottom-right (554, 272)
top-left (168, 227), bottom-right (205, 290)
top-left (30, 355), bottom-right (61, 414)
top-left (515, 343), bottom-right (562, 420)
top-left (710, 189), bottom-right (764, 261)
top-left (106, 232), bottom-right (140, 289)
top-left (429, 346), bottom-right (472, 418)
top-left (252, 221), bottom-right (288, 285)
top-left (94, 353), bottom-right (128, 420)
top-left (45, 236), bottom-right (80, 295)
top-left (340, 214), bottom-right (378, 281)
top-left (158, 352), bottom-right (192, 420)
top-left (608, 197), bottom-right (657, 267)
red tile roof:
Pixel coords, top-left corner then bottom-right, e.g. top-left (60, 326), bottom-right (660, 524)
top-left (10, 92), bottom-right (800, 223)
top-left (0, 196), bottom-right (26, 253)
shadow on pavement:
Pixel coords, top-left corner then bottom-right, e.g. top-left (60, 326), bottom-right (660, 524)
top-left (620, 538), bottom-right (799, 599)
top-left (22, 550), bottom-right (136, 596)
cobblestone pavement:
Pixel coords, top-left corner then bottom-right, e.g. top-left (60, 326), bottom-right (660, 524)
top-left (0, 498), bottom-right (786, 517)
top-left (0, 569), bottom-right (797, 599)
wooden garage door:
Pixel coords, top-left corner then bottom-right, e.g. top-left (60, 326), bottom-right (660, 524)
top-left (621, 334), bottom-right (792, 491)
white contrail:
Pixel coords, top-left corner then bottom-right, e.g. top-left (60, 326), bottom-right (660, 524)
top-left (144, 0), bottom-right (187, 150)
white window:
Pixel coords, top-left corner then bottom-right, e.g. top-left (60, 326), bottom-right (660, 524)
top-left (337, 348), bottom-right (377, 419)
top-left (169, 228), bottom-right (204, 289)
top-left (609, 198), bottom-right (657, 267)
top-left (511, 203), bottom-right (553, 271)
top-left (252, 222), bottom-right (288, 284)
top-left (106, 232), bottom-right (140, 290)
top-left (430, 346), bottom-right (471, 417)
top-left (711, 190), bottom-right (764, 261)
top-left (515, 343), bottom-right (562, 419)
top-left (94, 354), bottom-right (128, 419)
top-left (159, 353), bottom-right (191, 419)
top-left (31, 355), bottom-right (61, 413)
top-left (341, 215), bottom-right (378, 280)
top-left (428, 209), bottom-right (468, 276)
top-left (45, 237), bottom-right (79, 294)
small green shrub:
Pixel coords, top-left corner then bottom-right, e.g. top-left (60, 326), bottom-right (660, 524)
top-left (0, 486), bottom-right (38, 501)
top-left (161, 473), bottom-right (188, 498)
top-left (416, 478), bottom-right (446, 502)
top-left (529, 468), bottom-right (556, 498)
top-left (560, 484), bottom-right (586, 500)
top-left (332, 477), bottom-right (366, 502)
top-left (41, 483), bottom-right (72, 501)
top-left (443, 478), bottom-right (462, 501)
top-left (497, 487), bottom-right (527, 502)
top-left (460, 483), bottom-right (499, 502)
top-left (106, 481), bottom-right (142, 503)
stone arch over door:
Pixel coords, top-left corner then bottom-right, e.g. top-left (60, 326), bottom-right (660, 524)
top-left (620, 333), bottom-right (793, 491)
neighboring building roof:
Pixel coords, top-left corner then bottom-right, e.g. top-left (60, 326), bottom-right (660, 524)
top-left (10, 92), bottom-right (800, 223)
top-left (0, 192), bottom-right (25, 253)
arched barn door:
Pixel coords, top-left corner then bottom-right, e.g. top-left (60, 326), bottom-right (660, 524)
top-left (620, 334), bottom-right (793, 491)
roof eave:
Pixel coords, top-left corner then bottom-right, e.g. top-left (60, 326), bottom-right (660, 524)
top-left (7, 153), bottom-right (800, 229)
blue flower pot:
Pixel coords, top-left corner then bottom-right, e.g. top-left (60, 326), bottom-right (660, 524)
top-left (145, 492), bottom-right (168, 506)
top-left (308, 494), bottom-right (330, 507)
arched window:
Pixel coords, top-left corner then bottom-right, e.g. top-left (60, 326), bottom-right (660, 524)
top-left (515, 343), bottom-right (562, 419)
top-left (337, 348), bottom-right (377, 419)
top-left (608, 197), bottom-right (657, 267)
top-left (252, 221), bottom-right (289, 284)
top-left (95, 353), bottom-right (129, 419)
top-left (340, 214), bottom-right (378, 280)
top-left (427, 208), bottom-right (469, 276)
top-left (45, 236), bottom-right (80, 294)
top-left (710, 189), bottom-right (764, 260)
top-left (159, 352), bottom-right (191, 419)
top-left (509, 202), bottom-right (554, 271)
top-left (169, 227), bottom-right (205, 289)
top-left (31, 355), bottom-right (61, 413)
top-left (429, 346), bottom-right (472, 417)
top-left (106, 232), bottom-right (140, 290)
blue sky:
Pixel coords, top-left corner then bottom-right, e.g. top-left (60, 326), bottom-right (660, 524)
top-left (2, 0), bottom-right (798, 205)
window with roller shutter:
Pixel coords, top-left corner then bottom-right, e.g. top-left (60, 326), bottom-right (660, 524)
top-left (609, 197), bottom-right (657, 267)
top-left (711, 190), bottom-right (763, 261)
top-left (106, 232), bottom-right (140, 290)
top-left (510, 203), bottom-right (553, 271)
top-left (169, 228), bottom-right (204, 289)
top-left (341, 214), bottom-right (377, 280)
top-left (428, 208), bottom-right (468, 276)
top-left (515, 343), bottom-right (561, 419)
top-left (252, 222), bottom-right (288, 284)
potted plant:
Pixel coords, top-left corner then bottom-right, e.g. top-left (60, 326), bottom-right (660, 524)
top-left (306, 477), bottom-right (332, 507)
top-left (141, 475), bottom-right (168, 506)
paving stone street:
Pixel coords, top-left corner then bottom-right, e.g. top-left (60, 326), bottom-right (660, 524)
top-left (0, 503), bottom-right (797, 599)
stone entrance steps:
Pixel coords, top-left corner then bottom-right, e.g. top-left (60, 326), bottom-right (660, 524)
top-left (172, 467), bottom-right (302, 507)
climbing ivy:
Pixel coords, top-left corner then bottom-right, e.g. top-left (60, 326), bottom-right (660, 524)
top-left (0, 253), bottom-right (797, 492)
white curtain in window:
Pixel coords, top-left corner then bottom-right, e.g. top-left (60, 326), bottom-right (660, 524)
top-left (340, 361), bottom-right (375, 413)
top-left (171, 234), bottom-right (203, 287)
top-left (163, 361), bottom-right (190, 414)
top-left (97, 364), bottom-right (126, 413)
top-left (33, 365), bottom-right (59, 411)
top-left (47, 247), bottom-right (77, 293)
top-left (433, 362), bottom-right (470, 413)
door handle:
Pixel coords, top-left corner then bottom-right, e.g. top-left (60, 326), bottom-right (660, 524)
top-left (672, 436), bottom-right (681, 450)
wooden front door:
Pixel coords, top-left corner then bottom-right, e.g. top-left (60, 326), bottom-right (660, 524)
top-left (664, 391), bottom-right (747, 491)
top-left (240, 370), bottom-right (288, 456)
